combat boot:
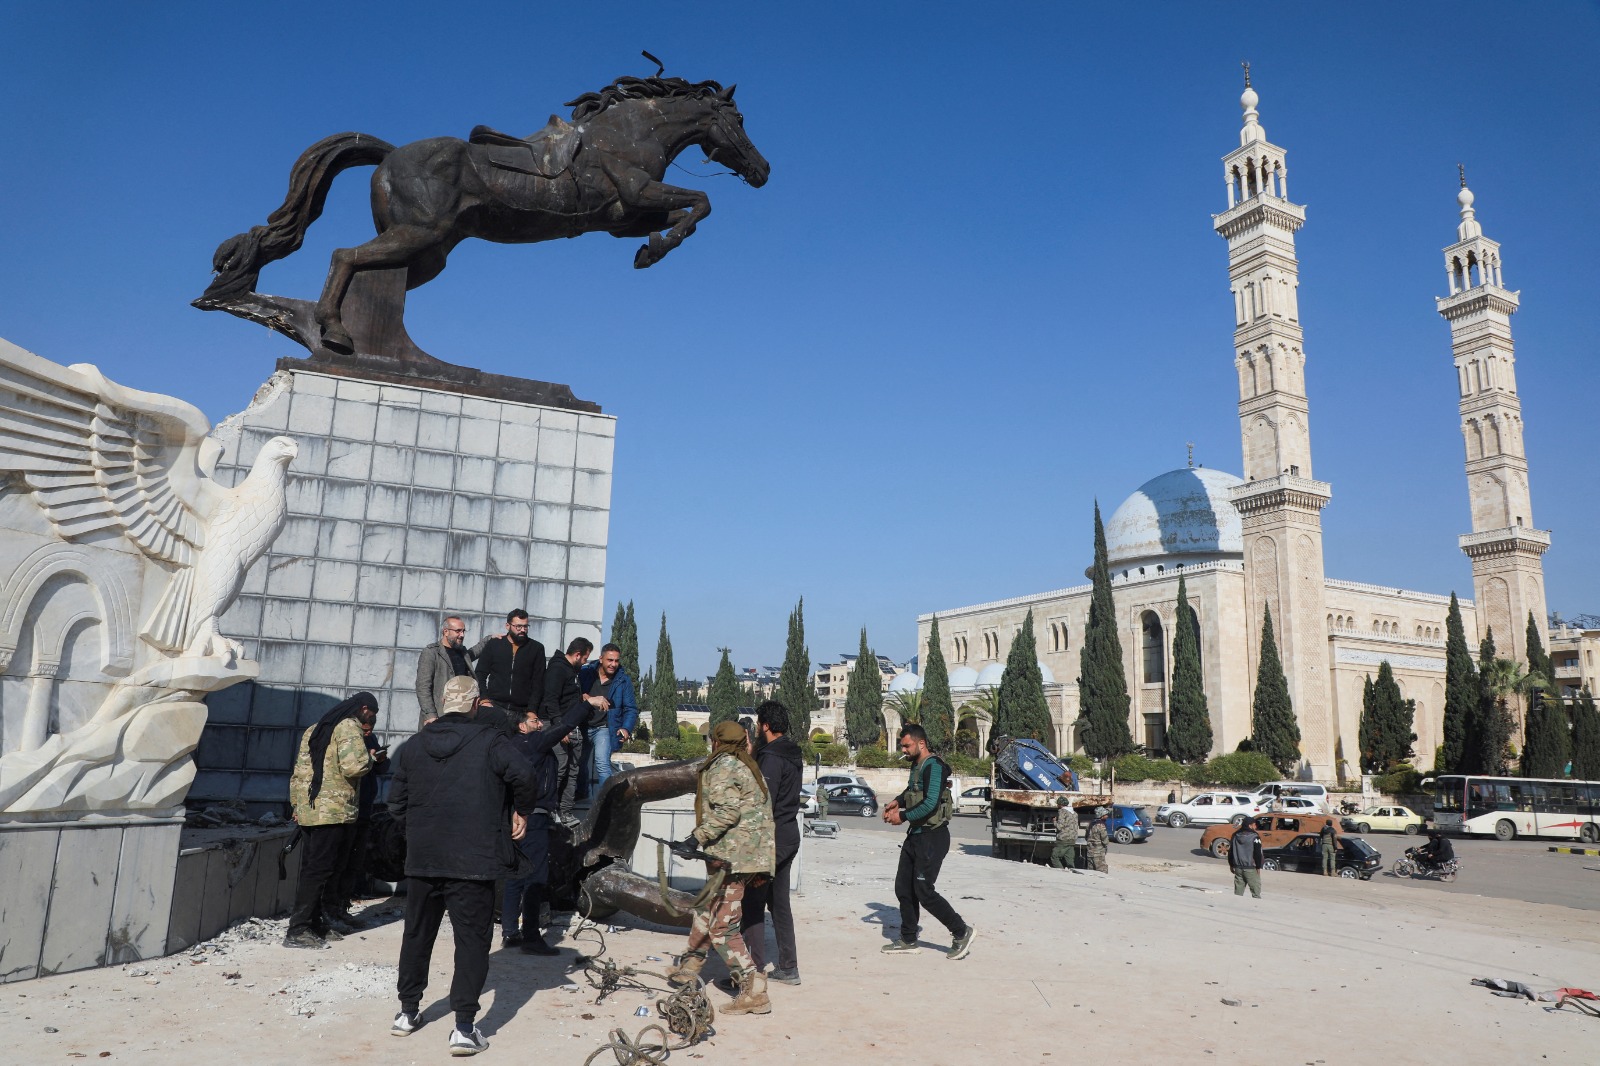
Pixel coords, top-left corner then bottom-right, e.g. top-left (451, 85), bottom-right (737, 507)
top-left (722, 971), bottom-right (771, 1016)
top-left (666, 952), bottom-right (706, 987)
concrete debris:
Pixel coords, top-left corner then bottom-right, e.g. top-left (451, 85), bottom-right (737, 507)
top-left (280, 962), bottom-right (396, 1018)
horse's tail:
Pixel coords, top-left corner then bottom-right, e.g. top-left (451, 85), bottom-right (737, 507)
top-left (195, 132), bottom-right (395, 305)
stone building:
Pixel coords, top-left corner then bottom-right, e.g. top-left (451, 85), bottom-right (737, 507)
top-left (812, 652), bottom-right (907, 740)
top-left (903, 80), bottom-right (1550, 781)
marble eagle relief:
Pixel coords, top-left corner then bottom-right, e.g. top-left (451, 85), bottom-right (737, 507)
top-left (0, 338), bottom-right (295, 812)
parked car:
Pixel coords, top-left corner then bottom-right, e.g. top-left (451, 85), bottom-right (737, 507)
top-left (827, 784), bottom-right (879, 817)
top-left (1108, 804), bottom-right (1154, 844)
top-left (956, 786), bottom-right (992, 817)
top-left (1341, 805), bottom-right (1426, 835)
top-left (1249, 781), bottom-right (1330, 811)
top-left (800, 783), bottom-right (819, 817)
top-left (1155, 792), bottom-right (1265, 828)
top-left (816, 773), bottom-right (869, 792)
top-left (1201, 813), bottom-right (1344, 857)
top-left (1262, 833), bottom-right (1382, 879)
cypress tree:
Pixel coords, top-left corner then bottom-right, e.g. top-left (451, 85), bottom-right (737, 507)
top-left (1250, 605), bottom-right (1301, 774)
top-left (1359, 661), bottom-right (1415, 772)
top-left (1521, 693), bottom-right (1569, 778)
top-left (1525, 611), bottom-right (1552, 682)
top-left (921, 616), bottom-right (955, 753)
top-left (1440, 593), bottom-right (1477, 773)
top-left (1165, 574), bottom-right (1212, 762)
top-left (774, 598), bottom-right (820, 741)
top-left (620, 602), bottom-right (640, 687)
top-left (709, 647), bottom-right (740, 728)
top-left (1359, 674), bottom-right (1377, 772)
top-left (998, 611), bottom-right (1054, 746)
top-left (649, 613), bottom-right (679, 737)
top-left (1076, 502), bottom-right (1133, 759)
top-left (1570, 687), bottom-right (1600, 780)
top-left (844, 628), bottom-right (884, 748)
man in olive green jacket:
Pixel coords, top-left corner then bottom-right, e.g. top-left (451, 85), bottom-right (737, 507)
top-left (667, 721), bottom-right (776, 1016)
top-left (286, 692), bottom-right (376, 947)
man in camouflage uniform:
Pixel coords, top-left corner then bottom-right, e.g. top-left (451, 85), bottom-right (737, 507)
top-left (1048, 798), bottom-right (1080, 869)
top-left (1320, 819), bottom-right (1338, 876)
top-left (668, 720), bottom-right (776, 1016)
top-left (286, 692), bottom-right (377, 947)
top-left (1085, 807), bottom-right (1110, 873)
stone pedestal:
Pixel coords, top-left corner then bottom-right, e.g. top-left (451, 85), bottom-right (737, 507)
top-left (191, 367), bottom-right (615, 806)
top-left (0, 808), bottom-right (184, 982)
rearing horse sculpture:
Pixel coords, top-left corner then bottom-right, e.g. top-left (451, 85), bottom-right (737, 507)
top-left (195, 75), bottom-right (769, 362)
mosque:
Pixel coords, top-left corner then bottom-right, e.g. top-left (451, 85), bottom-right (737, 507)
top-left (892, 77), bottom-right (1551, 781)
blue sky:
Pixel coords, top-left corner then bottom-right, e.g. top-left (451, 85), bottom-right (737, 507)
top-left (3, 3), bottom-right (1596, 678)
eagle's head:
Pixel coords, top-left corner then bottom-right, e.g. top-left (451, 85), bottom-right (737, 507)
top-left (254, 435), bottom-right (299, 473)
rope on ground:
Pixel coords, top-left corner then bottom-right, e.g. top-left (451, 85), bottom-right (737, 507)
top-left (571, 904), bottom-right (715, 1063)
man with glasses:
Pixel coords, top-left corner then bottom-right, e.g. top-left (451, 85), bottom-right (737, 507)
top-left (416, 616), bottom-right (479, 728)
top-left (578, 643), bottom-right (639, 798)
top-left (474, 609), bottom-right (546, 737)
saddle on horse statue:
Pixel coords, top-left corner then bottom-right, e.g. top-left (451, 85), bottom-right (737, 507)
top-left (468, 114), bottom-right (582, 178)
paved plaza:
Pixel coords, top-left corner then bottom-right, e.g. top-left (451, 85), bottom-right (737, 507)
top-left (2, 826), bottom-right (1593, 1064)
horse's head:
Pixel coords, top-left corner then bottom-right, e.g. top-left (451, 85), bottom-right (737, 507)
top-left (701, 85), bottom-right (769, 188)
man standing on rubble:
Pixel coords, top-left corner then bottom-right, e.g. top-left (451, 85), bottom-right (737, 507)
top-left (1048, 798), bottom-right (1079, 869)
top-left (285, 692), bottom-right (377, 948)
top-left (880, 724), bottom-right (975, 961)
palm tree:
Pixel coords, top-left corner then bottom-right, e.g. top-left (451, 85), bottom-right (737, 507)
top-left (885, 689), bottom-right (924, 731)
top-left (954, 688), bottom-right (998, 757)
top-left (1477, 657), bottom-right (1530, 775)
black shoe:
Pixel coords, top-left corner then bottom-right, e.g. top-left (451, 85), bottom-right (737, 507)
top-left (326, 908), bottom-right (363, 929)
top-left (768, 967), bottom-right (801, 985)
top-left (519, 935), bottom-right (559, 956)
top-left (501, 932), bottom-right (523, 948)
top-left (283, 929), bottom-right (326, 950)
top-left (315, 924), bottom-right (346, 941)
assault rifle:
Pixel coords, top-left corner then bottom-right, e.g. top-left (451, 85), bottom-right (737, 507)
top-left (642, 832), bottom-right (713, 863)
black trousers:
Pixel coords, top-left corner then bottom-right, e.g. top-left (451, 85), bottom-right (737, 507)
top-left (741, 846), bottom-right (797, 971)
top-left (553, 733), bottom-right (585, 815)
top-left (288, 823), bottom-right (353, 934)
top-left (396, 876), bottom-right (495, 1027)
top-left (894, 825), bottom-right (964, 940)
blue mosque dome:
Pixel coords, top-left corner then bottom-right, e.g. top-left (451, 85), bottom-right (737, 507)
top-left (1100, 467), bottom-right (1245, 573)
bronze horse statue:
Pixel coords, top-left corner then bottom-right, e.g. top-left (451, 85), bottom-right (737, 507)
top-left (195, 75), bottom-right (769, 363)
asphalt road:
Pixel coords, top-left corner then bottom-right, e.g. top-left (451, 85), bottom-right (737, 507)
top-left (823, 808), bottom-right (1600, 911)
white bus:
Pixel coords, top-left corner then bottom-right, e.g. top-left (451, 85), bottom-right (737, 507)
top-left (1430, 774), bottom-right (1600, 842)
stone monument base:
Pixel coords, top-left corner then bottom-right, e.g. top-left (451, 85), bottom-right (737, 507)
top-left (0, 808), bottom-right (184, 982)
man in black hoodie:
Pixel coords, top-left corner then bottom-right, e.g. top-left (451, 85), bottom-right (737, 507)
top-left (387, 675), bottom-right (537, 1057)
top-left (474, 609), bottom-right (546, 735)
top-left (739, 700), bottom-right (804, 984)
top-left (541, 636), bottom-right (597, 825)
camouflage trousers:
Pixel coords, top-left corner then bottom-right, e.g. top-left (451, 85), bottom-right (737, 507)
top-left (684, 872), bottom-right (755, 977)
top-left (1086, 844), bottom-right (1108, 873)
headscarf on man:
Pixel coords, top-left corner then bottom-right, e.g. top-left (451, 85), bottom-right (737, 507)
top-left (696, 720), bottom-right (769, 821)
top-left (306, 691), bottom-right (378, 806)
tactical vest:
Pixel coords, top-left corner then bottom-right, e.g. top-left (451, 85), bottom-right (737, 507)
top-left (903, 755), bottom-right (954, 832)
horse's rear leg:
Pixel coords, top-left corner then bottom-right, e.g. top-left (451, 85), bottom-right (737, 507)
top-left (316, 225), bottom-right (444, 353)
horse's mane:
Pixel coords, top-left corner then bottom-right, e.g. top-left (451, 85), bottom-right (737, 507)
top-left (565, 76), bottom-right (727, 122)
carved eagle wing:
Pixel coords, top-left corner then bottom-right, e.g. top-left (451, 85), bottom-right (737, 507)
top-left (0, 338), bottom-right (221, 568)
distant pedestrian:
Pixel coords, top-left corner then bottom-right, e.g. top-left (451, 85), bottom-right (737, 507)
top-left (541, 637), bottom-right (599, 825)
top-left (1048, 798), bottom-right (1080, 869)
top-left (388, 676), bottom-right (537, 1056)
top-left (881, 724), bottom-right (975, 961)
top-left (578, 642), bottom-right (639, 798)
top-left (416, 616), bottom-right (478, 727)
top-left (740, 701), bottom-right (803, 984)
top-left (1230, 820), bottom-right (1264, 898)
top-left (1086, 807), bottom-right (1110, 873)
top-left (285, 692), bottom-right (376, 948)
top-left (666, 720), bottom-right (777, 1016)
top-left (474, 608), bottom-right (546, 736)
top-left (1320, 820), bottom-right (1338, 877)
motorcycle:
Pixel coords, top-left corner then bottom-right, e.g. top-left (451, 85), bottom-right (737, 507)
top-left (1391, 846), bottom-right (1460, 882)
top-left (1336, 798), bottom-right (1362, 816)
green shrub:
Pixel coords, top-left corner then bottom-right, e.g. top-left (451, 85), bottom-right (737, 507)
top-left (947, 754), bottom-right (993, 778)
top-left (810, 730), bottom-right (833, 744)
top-left (855, 746), bottom-right (897, 769)
top-left (654, 733), bottom-right (708, 761)
top-left (1067, 754), bottom-right (1096, 776)
top-left (1109, 754), bottom-right (1189, 783)
top-left (1374, 763), bottom-right (1424, 796)
top-left (1190, 751), bottom-right (1278, 787)
top-left (618, 738), bottom-right (652, 755)
top-left (816, 742), bottom-right (850, 766)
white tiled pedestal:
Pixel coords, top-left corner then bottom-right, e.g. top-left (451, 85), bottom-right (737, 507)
top-left (192, 369), bottom-right (614, 807)
top-left (0, 809), bottom-right (184, 983)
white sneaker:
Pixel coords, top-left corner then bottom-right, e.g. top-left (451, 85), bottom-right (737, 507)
top-left (390, 1010), bottom-right (423, 1037)
top-left (449, 1026), bottom-right (489, 1056)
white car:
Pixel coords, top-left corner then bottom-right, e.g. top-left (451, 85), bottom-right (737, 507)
top-left (955, 786), bottom-right (991, 817)
top-left (815, 772), bottom-right (869, 792)
top-left (1156, 792), bottom-right (1266, 828)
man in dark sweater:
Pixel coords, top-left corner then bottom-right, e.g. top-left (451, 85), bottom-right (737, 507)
top-left (502, 691), bottom-right (590, 953)
top-left (740, 700), bottom-right (804, 984)
top-left (474, 609), bottom-right (546, 736)
top-left (541, 636), bottom-right (598, 825)
top-left (387, 676), bottom-right (537, 1056)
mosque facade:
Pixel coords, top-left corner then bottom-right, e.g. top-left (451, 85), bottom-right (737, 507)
top-left (897, 80), bottom-right (1550, 781)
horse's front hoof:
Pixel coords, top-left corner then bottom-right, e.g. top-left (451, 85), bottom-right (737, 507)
top-left (320, 325), bottom-right (356, 354)
top-left (633, 245), bottom-right (655, 269)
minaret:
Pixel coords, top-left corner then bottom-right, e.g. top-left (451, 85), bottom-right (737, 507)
top-left (1213, 68), bottom-right (1334, 777)
top-left (1437, 172), bottom-right (1549, 660)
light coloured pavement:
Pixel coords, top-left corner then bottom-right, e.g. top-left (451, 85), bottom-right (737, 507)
top-left (2, 826), bottom-right (1595, 1065)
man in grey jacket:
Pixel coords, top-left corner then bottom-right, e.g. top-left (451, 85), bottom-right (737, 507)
top-left (415, 616), bottom-right (478, 728)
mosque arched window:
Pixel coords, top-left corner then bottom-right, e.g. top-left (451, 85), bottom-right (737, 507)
top-left (1141, 611), bottom-right (1165, 684)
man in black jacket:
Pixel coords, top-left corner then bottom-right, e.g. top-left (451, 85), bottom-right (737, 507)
top-left (474, 609), bottom-right (546, 735)
top-left (740, 701), bottom-right (803, 984)
top-left (387, 675), bottom-right (537, 1056)
top-left (502, 689), bottom-right (590, 954)
top-left (541, 636), bottom-right (597, 825)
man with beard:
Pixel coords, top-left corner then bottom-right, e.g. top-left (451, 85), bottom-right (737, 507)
top-left (474, 609), bottom-right (546, 736)
top-left (734, 701), bottom-right (803, 985)
top-left (577, 642), bottom-right (639, 798)
top-left (285, 692), bottom-right (377, 948)
top-left (416, 616), bottom-right (477, 727)
top-left (541, 637), bottom-right (598, 826)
